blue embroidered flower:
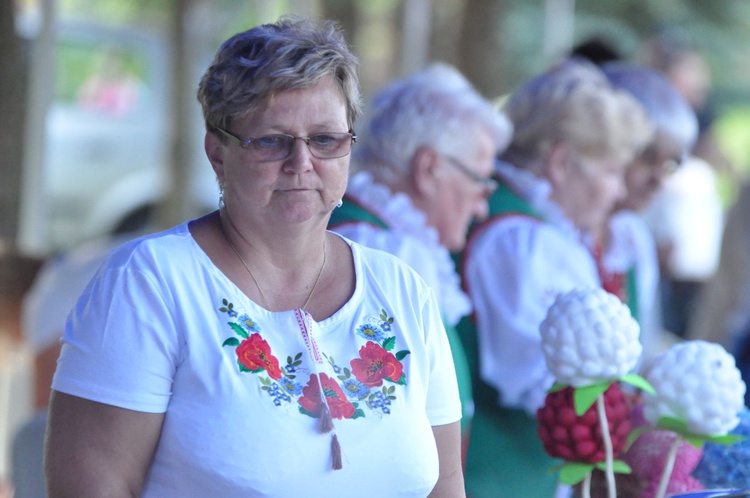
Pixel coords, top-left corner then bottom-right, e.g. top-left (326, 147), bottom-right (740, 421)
top-left (380, 321), bottom-right (392, 332)
top-left (356, 324), bottom-right (385, 342)
top-left (279, 377), bottom-right (303, 396)
top-left (238, 313), bottom-right (261, 333)
top-left (228, 309), bottom-right (238, 317)
top-left (332, 364), bottom-right (342, 374)
top-left (342, 378), bottom-right (370, 399)
top-left (285, 364), bottom-right (297, 373)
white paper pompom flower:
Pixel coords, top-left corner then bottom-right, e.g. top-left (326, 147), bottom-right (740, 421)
top-left (643, 340), bottom-right (746, 436)
top-left (540, 287), bottom-right (642, 388)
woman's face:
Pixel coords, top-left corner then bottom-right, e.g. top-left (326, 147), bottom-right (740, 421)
top-left (554, 152), bottom-right (629, 234)
top-left (619, 139), bottom-right (683, 212)
top-left (208, 76), bottom-right (351, 228)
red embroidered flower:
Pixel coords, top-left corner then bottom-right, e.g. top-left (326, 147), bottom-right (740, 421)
top-left (350, 341), bottom-right (403, 387)
top-left (298, 373), bottom-right (356, 420)
top-left (236, 333), bottom-right (282, 380)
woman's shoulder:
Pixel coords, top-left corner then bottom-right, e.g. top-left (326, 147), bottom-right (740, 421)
top-left (338, 234), bottom-right (431, 289)
top-left (102, 222), bottom-right (197, 272)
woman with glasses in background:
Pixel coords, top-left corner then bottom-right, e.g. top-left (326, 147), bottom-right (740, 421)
top-left (457, 59), bottom-right (653, 497)
top-left (45, 17), bottom-right (465, 497)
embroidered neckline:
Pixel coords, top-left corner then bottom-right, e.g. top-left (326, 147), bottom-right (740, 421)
top-left (345, 171), bottom-right (471, 325)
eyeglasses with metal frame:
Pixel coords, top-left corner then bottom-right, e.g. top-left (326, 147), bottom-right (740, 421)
top-left (442, 154), bottom-right (498, 196)
top-left (215, 127), bottom-right (357, 162)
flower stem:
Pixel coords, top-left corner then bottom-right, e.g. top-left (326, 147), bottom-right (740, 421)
top-left (654, 435), bottom-right (681, 498)
top-left (596, 394), bottom-right (615, 498)
top-left (582, 471), bottom-right (591, 498)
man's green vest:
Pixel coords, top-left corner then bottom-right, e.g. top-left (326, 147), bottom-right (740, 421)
top-left (328, 197), bottom-right (474, 438)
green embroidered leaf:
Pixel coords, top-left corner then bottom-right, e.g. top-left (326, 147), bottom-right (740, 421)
top-left (287, 374), bottom-right (296, 380)
top-left (219, 307), bottom-right (228, 313)
top-left (387, 386), bottom-right (395, 394)
top-left (299, 406), bottom-right (317, 418)
top-left (573, 382), bottom-right (611, 416)
top-left (620, 373), bottom-right (656, 395)
top-left (395, 373), bottom-right (406, 385)
top-left (229, 322), bottom-right (249, 339)
top-left (388, 395), bottom-right (396, 401)
top-left (548, 382), bottom-right (568, 393)
top-left (337, 375), bottom-right (347, 381)
top-left (558, 462), bottom-right (594, 485)
top-left (387, 317), bottom-right (393, 324)
top-left (222, 298), bottom-right (229, 306)
top-left (259, 376), bottom-right (271, 386)
top-left (382, 336), bottom-right (396, 351)
top-left (295, 352), bottom-right (302, 361)
top-left (344, 367), bottom-right (351, 378)
top-left (395, 350), bottom-right (410, 361)
top-left (352, 408), bottom-right (366, 419)
top-left (222, 337), bottom-right (240, 347)
top-left (380, 309), bottom-right (387, 321)
top-left (239, 363), bottom-right (250, 372)
top-left (261, 386), bottom-right (268, 391)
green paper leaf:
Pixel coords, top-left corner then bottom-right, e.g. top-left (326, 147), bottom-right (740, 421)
top-left (656, 416), bottom-right (689, 433)
top-left (573, 382), bottom-right (611, 416)
top-left (706, 433), bottom-right (746, 445)
top-left (594, 460), bottom-right (632, 474)
top-left (685, 436), bottom-right (705, 449)
top-left (548, 382), bottom-right (568, 393)
top-left (619, 373), bottom-right (655, 395)
top-left (558, 462), bottom-right (595, 486)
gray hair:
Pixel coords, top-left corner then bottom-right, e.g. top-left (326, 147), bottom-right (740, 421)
top-left (353, 63), bottom-right (512, 185)
top-left (500, 58), bottom-right (653, 174)
top-left (197, 16), bottom-right (362, 132)
top-left (603, 62), bottom-right (698, 157)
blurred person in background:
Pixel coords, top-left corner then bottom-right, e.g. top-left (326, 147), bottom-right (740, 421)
top-left (597, 61), bottom-right (698, 362)
top-left (44, 17), bottom-right (464, 497)
top-left (457, 58), bottom-right (652, 497)
top-left (11, 234), bottom-right (135, 498)
top-left (638, 29), bottom-right (731, 338)
top-left (328, 62), bottom-right (513, 462)
top-left (0, 248), bottom-right (42, 498)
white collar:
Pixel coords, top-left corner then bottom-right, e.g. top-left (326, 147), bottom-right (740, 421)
top-left (346, 171), bottom-right (472, 325)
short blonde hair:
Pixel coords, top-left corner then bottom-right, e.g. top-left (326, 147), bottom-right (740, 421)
top-left (500, 59), bottom-right (653, 174)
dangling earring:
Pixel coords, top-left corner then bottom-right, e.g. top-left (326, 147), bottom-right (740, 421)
top-left (336, 198), bottom-right (343, 208)
top-left (218, 186), bottom-right (225, 209)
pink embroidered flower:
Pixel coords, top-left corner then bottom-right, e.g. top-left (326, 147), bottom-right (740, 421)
top-left (298, 373), bottom-right (356, 420)
top-left (236, 333), bottom-right (282, 380)
top-left (350, 341), bottom-right (403, 387)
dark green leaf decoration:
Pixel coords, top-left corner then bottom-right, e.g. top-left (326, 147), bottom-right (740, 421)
top-left (573, 382), bottom-right (611, 416)
top-left (548, 382), bottom-right (568, 393)
top-left (395, 350), bottom-right (410, 361)
top-left (707, 433), bottom-right (746, 445)
top-left (620, 373), bottom-right (655, 395)
top-left (222, 337), bottom-right (240, 347)
top-left (382, 336), bottom-right (396, 351)
top-left (558, 462), bottom-right (595, 485)
top-left (229, 322), bottom-right (249, 339)
top-left (352, 408), bottom-right (366, 419)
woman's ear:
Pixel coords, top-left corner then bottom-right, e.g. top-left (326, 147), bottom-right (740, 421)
top-left (545, 142), bottom-right (575, 187)
top-left (205, 131), bottom-right (225, 184)
top-left (411, 146), bottom-right (442, 197)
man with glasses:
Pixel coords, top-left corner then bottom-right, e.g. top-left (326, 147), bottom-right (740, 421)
top-left (328, 63), bottom-right (512, 461)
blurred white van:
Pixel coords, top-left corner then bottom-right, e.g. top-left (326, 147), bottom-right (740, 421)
top-left (23, 18), bottom-right (217, 252)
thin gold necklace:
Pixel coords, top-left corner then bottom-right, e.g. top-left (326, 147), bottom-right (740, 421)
top-left (220, 213), bottom-right (327, 312)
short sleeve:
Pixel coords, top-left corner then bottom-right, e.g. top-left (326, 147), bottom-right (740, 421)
top-left (52, 259), bottom-right (181, 413)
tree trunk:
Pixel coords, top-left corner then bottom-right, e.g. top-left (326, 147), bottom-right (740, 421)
top-left (456, 0), bottom-right (512, 99)
top-left (0, 0), bottom-right (27, 246)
